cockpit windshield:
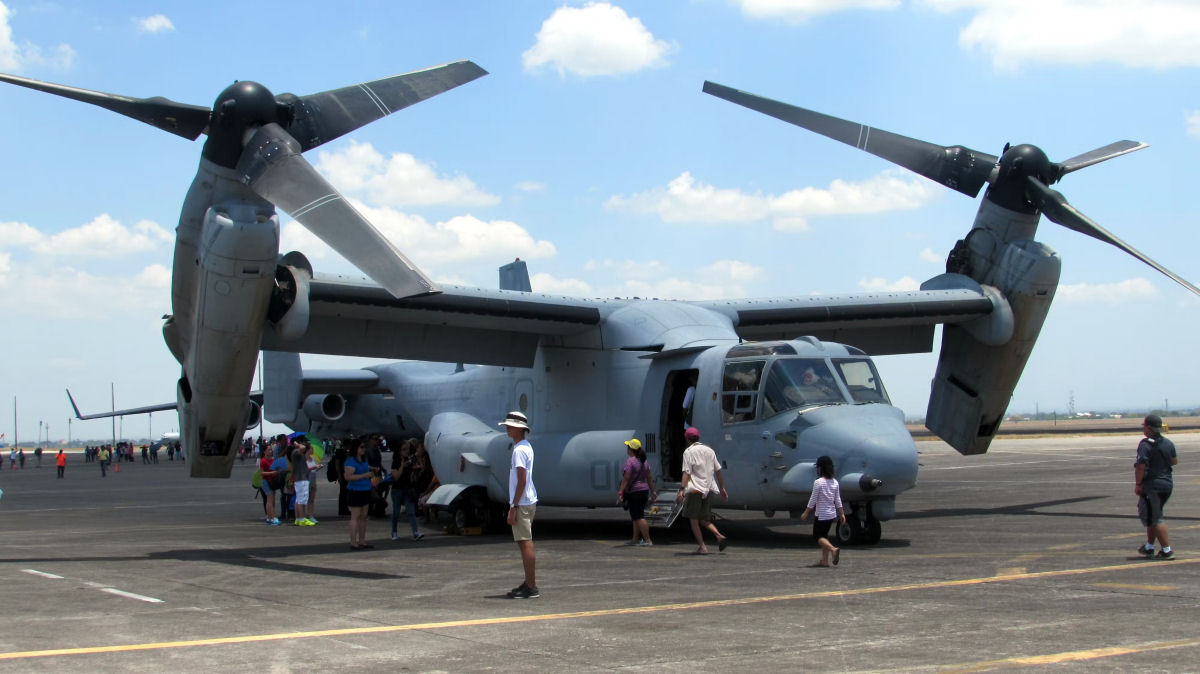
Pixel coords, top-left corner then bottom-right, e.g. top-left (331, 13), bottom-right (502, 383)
top-left (832, 358), bottom-right (889, 404)
top-left (762, 358), bottom-right (846, 418)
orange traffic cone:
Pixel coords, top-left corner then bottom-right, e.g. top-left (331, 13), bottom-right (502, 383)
top-left (114, 461), bottom-right (120, 473)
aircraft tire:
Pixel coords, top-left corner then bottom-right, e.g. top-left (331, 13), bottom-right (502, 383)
top-left (834, 517), bottom-right (861, 546)
top-left (863, 516), bottom-right (882, 545)
top-left (452, 505), bottom-right (470, 532)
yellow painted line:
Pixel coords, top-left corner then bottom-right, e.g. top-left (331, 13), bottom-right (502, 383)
top-left (1103, 523), bottom-right (1200, 540)
top-left (1047, 543), bottom-right (1083, 551)
top-left (0, 558), bottom-right (1196, 662)
top-left (1092, 582), bottom-right (1177, 591)
top-left (938, 635), bottom-right (1200, 672)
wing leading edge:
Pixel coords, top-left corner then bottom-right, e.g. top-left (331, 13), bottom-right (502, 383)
top-left (263, 272), bottom-right (1000, 365)
top-left (696, 275), bottom-right (1002, 355)
top-left (260, 273), bottom-right (605, 367)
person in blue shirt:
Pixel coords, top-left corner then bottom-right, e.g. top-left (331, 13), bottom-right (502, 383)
top-left (343, 438), bottom-right (379, 550)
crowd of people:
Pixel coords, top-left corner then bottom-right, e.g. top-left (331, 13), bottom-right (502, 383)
top-left (7, 410), bottom-right (1177, 602)
top-left (250, 433), bottom-right (440, 547)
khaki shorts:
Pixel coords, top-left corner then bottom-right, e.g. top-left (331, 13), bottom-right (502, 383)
top-left (511, 505), bottom-right (536, 541)
top-left (680, 491), bottom-right (713, 522)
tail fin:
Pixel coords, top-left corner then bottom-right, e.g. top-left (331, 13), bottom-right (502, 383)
top-left (499, 259), bottom-right (532, 292)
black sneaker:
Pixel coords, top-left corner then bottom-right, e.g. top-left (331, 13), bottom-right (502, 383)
top-left (508, 585), bottom-right (539, 599)
top-left (1156, 549), bottom-right (1175, 560)
top-left (1137, 544), bottom-right (1155, 557)
top-left (508, 582), bottom-right (528, 596)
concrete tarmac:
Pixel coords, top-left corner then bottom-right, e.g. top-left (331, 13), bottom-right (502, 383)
top-left (0, 434), bottom-right (1196, 672)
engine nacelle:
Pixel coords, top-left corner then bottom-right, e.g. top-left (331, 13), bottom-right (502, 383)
top-left (926, 201), bottom-right (1060, 455)
top-left (302, 394), bottom-right (345, 422)
top-left (267, 251), bottom-right (312, 341)
top-left (245, 399), bottom-right (262, 430)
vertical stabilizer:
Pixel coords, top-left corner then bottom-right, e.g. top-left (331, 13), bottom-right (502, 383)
top-left (499, 259), bottom-right (532, 292)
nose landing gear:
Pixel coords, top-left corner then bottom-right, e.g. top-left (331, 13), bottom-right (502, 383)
top-left (834, 503), bottom-right (883, 545)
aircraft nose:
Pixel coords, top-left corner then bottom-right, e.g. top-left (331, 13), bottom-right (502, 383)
top-left (798, 408), bottom-right (918, 496)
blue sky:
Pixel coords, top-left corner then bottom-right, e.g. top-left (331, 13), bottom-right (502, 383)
top-left (1, 0), bottom-right (1198, 444)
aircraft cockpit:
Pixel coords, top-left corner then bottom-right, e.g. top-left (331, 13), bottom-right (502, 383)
top-left (720, 341), bottom-right (889, 425)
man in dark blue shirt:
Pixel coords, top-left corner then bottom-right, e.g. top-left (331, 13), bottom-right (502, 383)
top-left (1135, 414), bottom-right (1178, 559)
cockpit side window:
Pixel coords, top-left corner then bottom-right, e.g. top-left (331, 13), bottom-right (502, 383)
top-left (721, 360), bottom-right (764, 424)
top-left (832, 358), bottom-right (889, 404)
top-left (762, 358), bottom-right (846, 417)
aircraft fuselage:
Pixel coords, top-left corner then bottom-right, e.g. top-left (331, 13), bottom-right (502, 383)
top-left (301, 326), bottom-right (918, 537)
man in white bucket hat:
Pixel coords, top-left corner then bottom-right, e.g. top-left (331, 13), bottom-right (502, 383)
top-left (501, 411), bottom-right (539, 598)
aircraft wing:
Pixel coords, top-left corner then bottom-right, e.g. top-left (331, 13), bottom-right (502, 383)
top-left (67, 389), bottom-right (264, 419)
top-left (260, 273), bottom-right (603, 367)
top-left (694, 279), bottom-right (1000, 356)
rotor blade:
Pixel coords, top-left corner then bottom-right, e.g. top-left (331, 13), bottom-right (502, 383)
top-left (702, 81), bottom-right (997, 197)
top-left (0, 72), bottom-right (210, 140)
top-left (1057, 140), bottom-right (1148, 176)
top-left (282, 60), bottom-right (488, 152)
top-left (1026, 177), bottom-right (1200, 297)
top-left (238, 123), bottom-right (438, 299)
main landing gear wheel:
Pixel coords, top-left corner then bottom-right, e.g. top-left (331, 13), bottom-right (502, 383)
top-left (863, 516), bottom-right (882, 545)
top-left (834, 517), bottom-right (861, 546)
top-left (452, 505), bottom-right (469, 531)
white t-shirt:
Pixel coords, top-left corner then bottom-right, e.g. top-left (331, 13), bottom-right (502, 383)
top-left (509, 439), bottom-right (538, 506)
top-left (681, 442), bottom-right (721, 496)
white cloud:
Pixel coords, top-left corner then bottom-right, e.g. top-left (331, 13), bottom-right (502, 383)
top-left (0, 1), bottom-right (74, 71)
top-left (0, 261), bottom-right (169, 319)
top-left (622, 277), bottom-right (738, 300)
top-left (30, 215), bottom-right (172, 257)
top-left (0, 220), bottom-right (44, 248)
top-left (136, 14), bottom-right (174, 33)
top-left (515, 181), bottom-right (547, 193)
top-left (280, 204), bottom-right (555, 277)
top-left (316, 141), bottom-right (498, 208)
top-left (606, 170), bottom-right (939, 230)
top-left (1056, 278), bottom-right (1158, 303)
top-left (585, 258), bottom-right (674, 281)
top-left (581, 257), bottom-right (765, 299)
top-left (522, 2), bottom-right (674, 77)
top-left (858, 276), bottom-right (922, 291)
top-left (920, 247), bottom-right (944, 264)
top-left (1187, 111), bottom-right (1200, 139)
top-left (704, 259), bottom-right (766, 284)
top-left (530, 272), bottom-right (595, 297)
top-left (923, 0), bottom-right (1200, 70)
top-left (735, 0), bottom-right (900, 24)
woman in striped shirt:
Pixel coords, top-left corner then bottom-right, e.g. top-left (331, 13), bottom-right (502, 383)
top-left (801, 455), bottom-right (846, 567)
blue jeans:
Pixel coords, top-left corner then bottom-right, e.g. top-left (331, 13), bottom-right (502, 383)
top-left (391, 488), bottom-right (418, 536)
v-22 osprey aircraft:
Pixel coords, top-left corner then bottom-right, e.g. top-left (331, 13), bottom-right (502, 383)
top-left (16, 69), bottom-right (1196, 545)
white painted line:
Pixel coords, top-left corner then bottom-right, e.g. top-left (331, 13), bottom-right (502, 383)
top-left (21, 569), bottom-right (63, 579)
top-left (99, 588), bottom-right (164, 604)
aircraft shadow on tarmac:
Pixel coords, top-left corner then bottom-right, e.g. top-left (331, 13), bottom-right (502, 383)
top-left (2, 543), bottom-right (410, 580)
top-left (529, 514), bottom-right (914, 549)
top-left (895, 494), bottom-right (1200, 523)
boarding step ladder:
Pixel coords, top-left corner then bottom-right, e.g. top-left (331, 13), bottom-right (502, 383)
top-left (646, 482), bottom-right (683, 528)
